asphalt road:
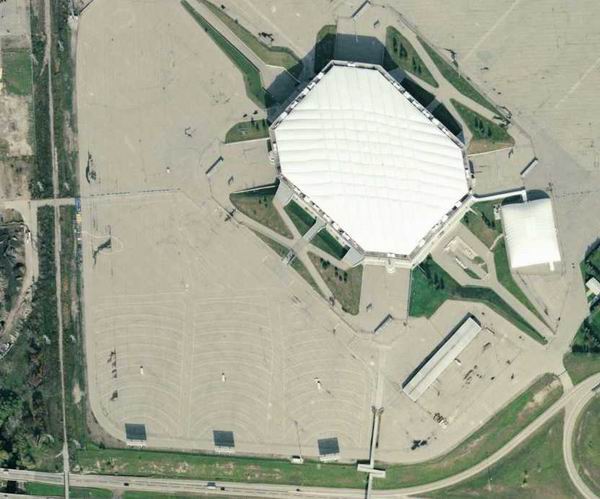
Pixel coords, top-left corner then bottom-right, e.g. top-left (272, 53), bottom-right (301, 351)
top-left (1, 374), bottom-right (598, 499)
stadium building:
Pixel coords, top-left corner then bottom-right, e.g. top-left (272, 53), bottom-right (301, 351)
top-left (270, 61), bottom-right (473, 268)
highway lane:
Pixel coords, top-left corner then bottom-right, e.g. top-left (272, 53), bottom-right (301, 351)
top-left (1, 373), bottom-right (599, 499)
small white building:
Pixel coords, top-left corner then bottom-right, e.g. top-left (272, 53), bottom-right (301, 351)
top-left (586, 277), bottom-right (600, 296)
top-left (501, 198), bottom-right (561, 270)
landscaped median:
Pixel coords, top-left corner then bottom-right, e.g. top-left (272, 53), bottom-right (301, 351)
top-left (196, 0), bottom-right (303, 78)
top-left (451, 99), bottom-right (514, 154)
top-left (181, 0), bottom-right (274, 108)
top-left (229, 184), bottom-right (292, 239)
top-left (224, 119), bottom-right (269, 143)
top-left (384, 27), bottom-right (438, 87)
top-left (418, 37), bottom-right (497, 114)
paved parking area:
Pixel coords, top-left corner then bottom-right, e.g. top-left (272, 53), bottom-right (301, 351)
top-left (77, 0), bottom-right (600, 464)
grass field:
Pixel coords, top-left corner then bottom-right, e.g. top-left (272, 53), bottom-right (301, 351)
top-left (1, 46), bottom-right (33, 95)
top-left (230, 185), bottom-right (293, 239)
top-left (24, 483), bottom-right (111, 498)
top-left (224, 119), bottom-right (269, 143)
top-left (493, 239), bottom-right (546, 323)
top-left (384, 27), bottom-right (437, 87)
top-left (59, 206), bottom-right (88, 451)
top-left (197, 0), bottom-right (303, 78)
top-left (564, 353), bottom-right (600, 385)
top-left (309, 253), bottom-right (362, 315)
top-left (461, 201), bottom-right (501, 248)
top-left (432, 103), bottom-right (462, 137)
top-left (409, 256), bottom-right (546, 344)
top-left (451, 99), bottom-right (514, 154)
top-left (573, 395), bottom-right (600, 495)
top-left (311, 229), bottom-right (348, 260)
top-left (123, 493), bottom-right (204, 499)
top-left (426, 412), bottom-right (579, 498)
top-left (284, 200), bottom-right (315, 236)
top-left (314, 25), bottom-right (336, 74)
top-left (400, 77), bottom-right (435, 108)
top-left (73, 448), bottom-right (367, 488)
top-left (29, 0), bottom-right (53, 198)
top-left (377, 373), bottom-right (562, 488)
top-left (181, 1), bottom-right (273, 108)
top-left (418, 38), bottom-right (497, 114)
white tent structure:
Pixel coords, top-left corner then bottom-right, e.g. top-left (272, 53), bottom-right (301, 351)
top-left (501, 198), bottom-right (561, 270)
top-left (271, 62), bottom-right (470, 258)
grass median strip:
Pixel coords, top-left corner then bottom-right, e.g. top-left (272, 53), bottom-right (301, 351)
top-left (425, 412), bottom-right (579, 498)
top-left (409, 256), bottom-right (546, 344)
top-left (197, 0), bottom-right (303, 78)
top-left (311, 229), bottom-right (348, 260)
top-left (377, 373), bottom-right (562, 488)
top-left (494, 238), bottom-right (546, 323)
top-left (230, 185), bottom-right (293, 239)
top-left (384, 27), bottom-right (437, 87)
top-left (309, 253), bottom-right (362, 315)
top-left (284, 200), bottom-right (315, 236)
top-left (451, 99), bottom-right (514, 154)
top-left (181, 0), bottom-right (273, 108)
top-left (418, 37), bottom-right (497, 114)
top-left (461, 201), bottom-right (501, 248)
top-left (73, 448), bottom-right (367, 488)
top-left (25, 483), bottom-right (112, 498)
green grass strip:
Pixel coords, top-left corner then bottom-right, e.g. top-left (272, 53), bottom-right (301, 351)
top-left (451, 99), bottom-right (514, 154)
top-left (197, 0), bottom-right (303, 78)
top-left (181, 0), bottom-right (273, 108)
top-left (230, 185), bottom-right (293, 239)
top-left (409, 256), bottom-right (546, 344)
top-left (384, 27), bottom-right (437, 87)
top-left (418, 37), bottom-right (497, 113)
top-left (1, 46), bottom-right (33, 95)
top-left (311, 229), bottom-right (348, 260)
top-left (74, 447), bottom-right (366, 488)
top-left (284, 200), bottom-right (315, 236)
top-left (224, 119), bottom-right (269, 143)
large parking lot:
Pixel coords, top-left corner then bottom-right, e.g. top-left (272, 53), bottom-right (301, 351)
top-left (77, 0), bottom-right (600, 463)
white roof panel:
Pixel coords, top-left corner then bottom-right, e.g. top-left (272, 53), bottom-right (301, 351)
top-left (501, 198), bottom-right (561, 269)
top-left (274, 64), bottom-right (469, 255)
top-left (403, 316), bottom-right (481, 402)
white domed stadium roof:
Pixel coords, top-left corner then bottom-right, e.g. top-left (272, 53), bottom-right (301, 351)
top-left (272, 62), bottom-right (470, 256)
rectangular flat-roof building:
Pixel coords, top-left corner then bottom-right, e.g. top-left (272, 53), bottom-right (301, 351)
top-left (403, 315), bottom-right (482, 402)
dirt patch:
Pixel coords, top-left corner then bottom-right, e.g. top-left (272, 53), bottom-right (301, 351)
top-left (521, 377), bottom-right (561, 418)
top-left (0, 92), bottom-right (33, 157)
